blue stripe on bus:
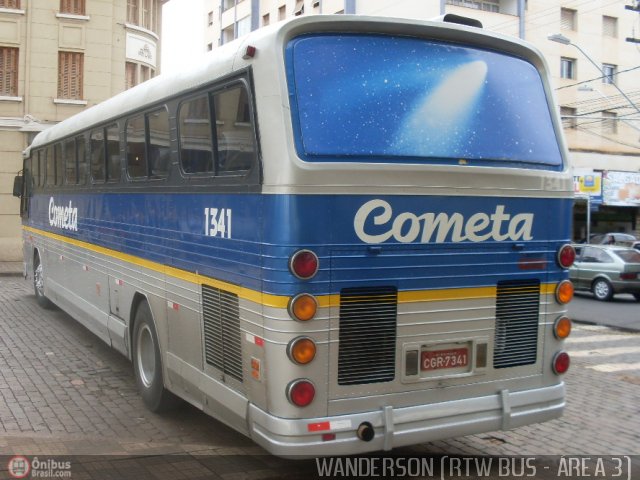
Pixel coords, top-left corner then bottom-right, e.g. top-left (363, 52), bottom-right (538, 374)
top-left (29, 193), bottom-right (573, 296)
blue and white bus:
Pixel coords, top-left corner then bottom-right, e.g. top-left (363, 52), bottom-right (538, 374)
top-left (14, 15), bottom-right (575, 457)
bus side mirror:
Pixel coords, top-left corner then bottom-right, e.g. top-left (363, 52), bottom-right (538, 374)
top-left (12, 175), bottom-right (23, 198)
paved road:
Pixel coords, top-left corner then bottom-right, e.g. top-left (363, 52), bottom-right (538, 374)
top-left (569, 292), bottom-right (640, 332)
top-left (0, 277), bottom-right (638, 479)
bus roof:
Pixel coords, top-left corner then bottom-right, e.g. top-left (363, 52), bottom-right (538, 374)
top-left (24, 14), bottom-right (547, 157)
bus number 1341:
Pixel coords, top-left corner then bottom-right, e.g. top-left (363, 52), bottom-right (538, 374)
top-left (204, 208), bottom-right (232, 238)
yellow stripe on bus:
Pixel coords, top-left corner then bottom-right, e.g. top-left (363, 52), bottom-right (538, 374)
top-left (23, 225), bottom-right (559, 309)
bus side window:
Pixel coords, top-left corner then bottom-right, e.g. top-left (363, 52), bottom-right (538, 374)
top-left (90, 129), bottom-right (106, 183)
top-left (214, 85), bottom-right (255, 176)
top-left (106, 124), bottom-right (121, 182)
top-left (76, 135), bottom-right (86, 184)
top-left (46, 145), bottom-right (55, 187)
top-left (33, 150), bottom-right (41, 188)
top-left (147, 107), bottom-right (170, 178)
top-left (64, 138), bottom-right (77, 184)
top-left (54, 143), bottom-right (64, 186)
top-left (126, 114), bottom-right (147, 178)
top-left (179, 95), bottom-right (214, 174)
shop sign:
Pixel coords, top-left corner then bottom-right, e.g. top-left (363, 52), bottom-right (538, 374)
top-left (573, 169), bottom-right (602, 204)
top-left (602, 170), bottom-right (640, 207)
top-left (126, 33), bottom-right (157, 68)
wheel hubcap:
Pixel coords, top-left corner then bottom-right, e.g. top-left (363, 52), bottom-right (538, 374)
top-left (137, 325), bottom-right (155, 388)
top-left (34, 262), bottom-right (44, 297)
top-left (595, 281), bottom-right (609, 298)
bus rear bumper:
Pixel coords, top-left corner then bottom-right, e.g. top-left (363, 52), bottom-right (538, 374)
top-left (248, 383), bottom-right (565, 458)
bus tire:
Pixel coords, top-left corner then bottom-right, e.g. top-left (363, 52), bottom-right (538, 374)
top-left (33, 251), bottom-right (54, 309)
top-left (132, 301), bottom-right (180, 412)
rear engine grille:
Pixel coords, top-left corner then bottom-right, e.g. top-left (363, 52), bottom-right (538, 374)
top-left (202, 285), bottom-right (243, 382)
top-left (338, 286), bottom-right (397, 385)
top-left (493, 279), bottom-right (540, 369)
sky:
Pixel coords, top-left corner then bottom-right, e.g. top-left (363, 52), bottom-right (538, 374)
top-left (161, 0), bottom-right (206, 74)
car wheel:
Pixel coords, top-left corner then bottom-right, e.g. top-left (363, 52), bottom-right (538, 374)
top-left (132, 301), bottom-right (181, 412)
top-left (592, 278), bottom-right (613, 301)
top-left (33, 251), bottom-right (54, 309)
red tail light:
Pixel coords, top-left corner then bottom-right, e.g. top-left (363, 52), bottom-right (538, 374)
top-left (557, 244), bottom-right (576, 268)
top-left (552, 351), bottom-right (570, 375)
top-left (289, 250), bottom-right (319, 280)
top-left (620, 272), bottom-right (638, 280)
top-left (287, 379), bottom-right (315, 407)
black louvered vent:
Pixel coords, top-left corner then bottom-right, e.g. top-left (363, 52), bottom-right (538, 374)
top-left (493, 279), bottom-right (540, 369)
top-left (338, 286), bottom-right (397, 385)
top-left (202, 285), bottom-right (243, 382)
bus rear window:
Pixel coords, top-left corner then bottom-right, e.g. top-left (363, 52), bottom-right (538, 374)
top-left (286, 34), bottom-right (563, 168)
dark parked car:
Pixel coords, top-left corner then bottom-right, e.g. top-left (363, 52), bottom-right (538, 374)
top-left (570, 245), bottom-right (640, 301)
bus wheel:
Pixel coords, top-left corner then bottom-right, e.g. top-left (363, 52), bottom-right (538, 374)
top-left (592, 278), bottom-right (613, 301)
top-left (33, 251), bottom-right (54, 309)
top-left (132, 301), bottom-right (180, 412)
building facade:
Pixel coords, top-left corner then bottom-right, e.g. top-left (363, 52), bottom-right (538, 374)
top-left (0, 0), bottom-right (165, 260)
top-left (205, 0), bottom-right (640, 240)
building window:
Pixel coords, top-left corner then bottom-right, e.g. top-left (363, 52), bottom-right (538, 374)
top-left (561, 8), bottom-right (577, 31)
top-left (125, 62), bottom-right (136, 90)
top-left (0, 0), bottom-right (21, 9)
top-left (560, 106), bottom-right (577, 129)
top-left (560, 57), bottom-right (575, 79)
top-left (127, 0), bottom-right (158, 32)
top-left (262, 13), bottom-right (270, 26)
top-left (0, 47), bottom-right (19, 97)
top-left (208, 11), bottom-right (214, 26)
top-left (58, 51), bottom-right (84, 100)
top-left (446, 0), bottom-right (499, 12)
top-left (223, 0), bottom-right (235, 10)
top-left (237, 16), bottom-right (251, 38)
top-left (602, 63), bottom-right (616, 84)
top-left (294, 0), bottom-right (304, 16)
top-left (60, 0), bottom-right (85, 15)
top-left (222, 24), bottom-right (234, 44)
top-left (207, 43), bottom-right (213, 51)
top-left (602, 16), bottom-right (617, 38)
top-left (127, 0), bottom-right (138, 24)
top-left (602, 111), bottom-right (617, 134)
top-left (126, 62), bottom-right (154, 89)
top-left (278, 5), bottom-right (286, 20)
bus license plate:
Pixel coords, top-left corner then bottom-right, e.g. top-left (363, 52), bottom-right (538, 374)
top-left (421, 348), bottom-right (469, 371)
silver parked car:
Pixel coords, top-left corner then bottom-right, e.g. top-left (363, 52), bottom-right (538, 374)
top-left (570, 245), bottom-right (640, 301)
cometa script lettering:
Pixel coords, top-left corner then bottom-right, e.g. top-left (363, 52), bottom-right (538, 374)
top-left (354, 199), bottom-right (534, 244)
top-left (48, 197), bottom-right (78, 232)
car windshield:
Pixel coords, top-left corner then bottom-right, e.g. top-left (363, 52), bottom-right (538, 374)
top-left (615, 250), bottom-right (640, 263)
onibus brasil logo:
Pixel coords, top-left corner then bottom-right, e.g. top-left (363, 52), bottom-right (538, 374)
top-left (7, 456), bottom-right (71, 478)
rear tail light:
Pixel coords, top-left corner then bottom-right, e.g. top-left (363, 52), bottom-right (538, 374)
top-left (287, 337), bottom-right (317, 365)
top-left (288, 293), bottom-right (317, 321)
top-left (552, 351), bottom-right (570, 375)
top-left (287, 379), bottom-right (315, 407)
top-left (289, 249), bottom-right (319, 280)
top-left (553, 316), bottom-right (572, 339)
top-left (555, 280), bottom-right (574, 304)
top-left (620, 272), bottom-right (638, 280)
top-left (557, 244), bottom-right (576, 268)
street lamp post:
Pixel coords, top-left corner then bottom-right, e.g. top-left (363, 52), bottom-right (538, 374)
top-left (548, 33), bottom-right (640, 115)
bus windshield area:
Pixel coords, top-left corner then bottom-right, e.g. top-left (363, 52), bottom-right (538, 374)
top-left (286, 34), bottom-right (563, 169)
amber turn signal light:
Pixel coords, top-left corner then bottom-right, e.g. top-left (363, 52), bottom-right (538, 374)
top-left (287, 337), bottom-right (317, 365)
top-left (288, 293), bottom-right (317, 322)
top-left (555, 280), bottom-right (574, 304)
top-left (554, 316), bottom-right (572, 339)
